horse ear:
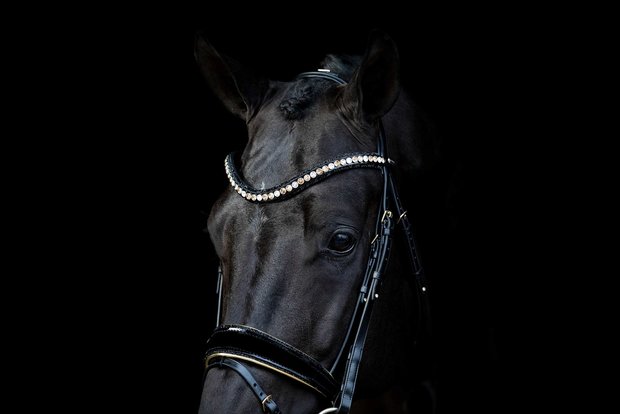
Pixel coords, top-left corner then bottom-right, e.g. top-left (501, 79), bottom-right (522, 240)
top-left (194, 33), bottom-right (268, 121)
top-left (341, 31), bottom-right (400, 122)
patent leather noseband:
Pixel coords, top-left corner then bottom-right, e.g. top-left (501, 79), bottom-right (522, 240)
top-left (206, 325), bottom-right (339, 400)
top-left (204, 71), bottom-right (431, 414)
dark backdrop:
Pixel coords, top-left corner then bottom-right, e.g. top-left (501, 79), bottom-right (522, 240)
top-left (134, 4), bottom-right (559, 414)
top-left (19, 3), bottom-right (584, 413)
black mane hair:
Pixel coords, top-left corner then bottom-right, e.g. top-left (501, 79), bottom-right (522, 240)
top-left (278, 54), bottom-right (362, 120)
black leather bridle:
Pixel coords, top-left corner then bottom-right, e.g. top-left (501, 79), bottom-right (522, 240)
top-left (203, 71), bottom-right (431, 414)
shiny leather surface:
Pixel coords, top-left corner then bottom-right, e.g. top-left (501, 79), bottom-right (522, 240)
top-left (206, 325), bottom-right (338, 400)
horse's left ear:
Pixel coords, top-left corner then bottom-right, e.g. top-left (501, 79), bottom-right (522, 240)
top-left (341, 31), bottom-right (400, 122)
top-left (194, 32), bottom-right (268, 121)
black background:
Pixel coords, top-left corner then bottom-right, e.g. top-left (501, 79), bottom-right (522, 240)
top-left (70, 4), bottom-right (572, 414)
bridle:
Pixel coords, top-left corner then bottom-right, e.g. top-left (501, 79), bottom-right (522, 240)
top-left (203, 71), bottom-right (431, 414)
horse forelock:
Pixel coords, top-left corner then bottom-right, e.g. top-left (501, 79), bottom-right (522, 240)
top-left (277, 54), bottom-right (361, 121)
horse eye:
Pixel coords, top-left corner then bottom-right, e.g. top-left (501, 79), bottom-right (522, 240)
top-left (328, 232), bottom-right (357, 253)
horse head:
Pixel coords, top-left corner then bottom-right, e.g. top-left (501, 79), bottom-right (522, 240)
top-left (196, 31), bottom-right (433, 414)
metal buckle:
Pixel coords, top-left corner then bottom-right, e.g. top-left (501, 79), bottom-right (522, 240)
top-left (371, 210), bottom-right (394, 245)
top-left (381, 210), bottom-right (393, 222)
top-left (261, 395), bottom-right (273, 412)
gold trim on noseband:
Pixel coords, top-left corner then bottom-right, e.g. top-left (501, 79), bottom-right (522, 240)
top-left (206, 352), bottom-right (329, 398)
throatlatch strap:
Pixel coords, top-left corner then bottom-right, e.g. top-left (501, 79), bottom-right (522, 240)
top-left (388, 174), bottom-right (432, 341)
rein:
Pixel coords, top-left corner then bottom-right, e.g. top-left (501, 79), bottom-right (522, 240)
top-left (204, 71), bottom-right (430, 414)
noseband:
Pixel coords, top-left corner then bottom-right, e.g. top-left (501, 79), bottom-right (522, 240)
top-left (204, 71), bottom-right (430, 413)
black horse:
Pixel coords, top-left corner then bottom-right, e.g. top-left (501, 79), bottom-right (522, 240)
top-left (196, 31), bottom-right (436, 414)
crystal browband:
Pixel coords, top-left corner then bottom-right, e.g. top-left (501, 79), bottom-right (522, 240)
top-left (225, 152), bottom-right (387, 203)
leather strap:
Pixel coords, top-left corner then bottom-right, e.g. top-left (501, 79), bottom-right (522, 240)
top-left (333, 121), bottom-right (394, 413)
top-left (296, 71), bottom-right (347, 85)
top-left (388, 175), bottom-right (432, 342)
top-left (215, 264), bottom-right (223, 328)
top-left (206, 357), bottom-right (281, 414)
top-left (336, 209), bottom-right (394, 413)
top-left (205, 325), bottom-right (338, 400)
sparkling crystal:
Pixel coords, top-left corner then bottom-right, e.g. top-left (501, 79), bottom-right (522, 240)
top-left (226, 150), bottom-right (401, 204)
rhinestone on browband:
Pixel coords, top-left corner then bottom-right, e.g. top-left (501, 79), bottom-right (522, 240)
top-left (224, 153), bottom-right (387, 203)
